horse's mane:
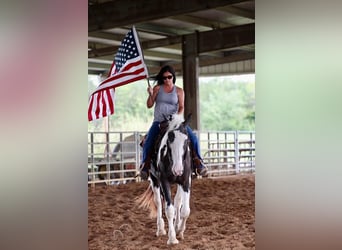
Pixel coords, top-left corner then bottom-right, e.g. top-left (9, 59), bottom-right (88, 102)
top-left (166, 113), bottom-right (184, 132)
top-left (158, 114), bottom-right (187, 160)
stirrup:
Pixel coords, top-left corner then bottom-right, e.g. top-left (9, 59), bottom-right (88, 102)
top-left (140, 171), bottom-right (149, 180)
top-left (196, 166), bottom-right (208, 177)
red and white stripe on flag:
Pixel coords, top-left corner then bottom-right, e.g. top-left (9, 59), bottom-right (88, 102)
top-left (88, 26), bottom-right (148, 121)
top-left (88, 88), bottom-right (115, 121)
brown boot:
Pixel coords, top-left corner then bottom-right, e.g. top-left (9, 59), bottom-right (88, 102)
top-left (139, 162), bottom-right (149, 180)
top-left (193, 157), bottom-right (208, 177)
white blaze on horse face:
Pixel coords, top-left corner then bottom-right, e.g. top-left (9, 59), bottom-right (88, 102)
top-left (169, 130), bottom-right (187, 176)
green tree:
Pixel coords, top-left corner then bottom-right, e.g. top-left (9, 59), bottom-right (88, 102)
top-left (88, 75), bottom-right (255, 132)
top-left (199, 75), bottom-right (255, 131)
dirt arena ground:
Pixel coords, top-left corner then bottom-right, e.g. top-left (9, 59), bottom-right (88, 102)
top-left (88, 174), bottom-right (255, 250)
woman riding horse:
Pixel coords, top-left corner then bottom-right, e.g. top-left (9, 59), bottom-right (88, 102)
top-left (139, 65), bottom-right (208, 180)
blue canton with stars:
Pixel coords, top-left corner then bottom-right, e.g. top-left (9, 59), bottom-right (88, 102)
top-left (114, 29), bottom-right (139, 72)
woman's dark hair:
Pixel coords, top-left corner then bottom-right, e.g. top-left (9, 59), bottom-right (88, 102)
top-left (156, 65), bottom-right (176, 85)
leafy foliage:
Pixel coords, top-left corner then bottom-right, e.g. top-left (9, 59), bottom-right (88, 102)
top-left (88, 75), bottom-right (255, 132)
top-left (199, 76), bottom-right (255, 131)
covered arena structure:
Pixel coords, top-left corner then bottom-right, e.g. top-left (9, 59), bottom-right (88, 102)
top-left (88, 0), bottom-right (255, 185)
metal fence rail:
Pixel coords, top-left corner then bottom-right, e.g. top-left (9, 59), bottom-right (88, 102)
top-left (199, 131), bottom-right (255, 177)
top-left (88, 130), bottom-right (255, 186)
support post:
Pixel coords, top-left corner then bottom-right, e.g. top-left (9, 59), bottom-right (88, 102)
top-left (182, 32), bottom-right (200, 130)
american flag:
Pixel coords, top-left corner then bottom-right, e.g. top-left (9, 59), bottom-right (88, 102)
top-left (88, 26), bottom-right (148, 121)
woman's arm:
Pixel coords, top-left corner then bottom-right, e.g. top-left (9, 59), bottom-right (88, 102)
top-left (146, 85), bottom-right (160, 108)
top-left (176, 87), bottom-right (185, 114)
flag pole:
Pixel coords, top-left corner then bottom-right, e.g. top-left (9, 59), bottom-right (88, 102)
top-left (132, 25), bottom-right (150, 88)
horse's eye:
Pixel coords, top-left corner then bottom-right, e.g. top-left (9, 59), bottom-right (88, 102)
top-left (168, 131), bottom-right (175, 143)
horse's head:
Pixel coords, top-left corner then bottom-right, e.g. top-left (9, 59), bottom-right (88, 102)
top-left (158, 114), bottom-right (191, 177)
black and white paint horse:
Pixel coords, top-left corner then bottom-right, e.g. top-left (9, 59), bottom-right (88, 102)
top-left (137, 113), bottom-right (192, 245)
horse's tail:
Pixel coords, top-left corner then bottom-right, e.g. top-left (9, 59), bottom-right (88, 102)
top-left (135, 185), bottom-right (158, 218)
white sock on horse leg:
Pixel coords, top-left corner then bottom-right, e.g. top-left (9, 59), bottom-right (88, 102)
top-left (165, 205), bottom-right (178, 245)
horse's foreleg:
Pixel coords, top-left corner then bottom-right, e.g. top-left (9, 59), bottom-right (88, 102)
top-left (174, 185), bottom-right (182, 233)
top-left (178, 178), bottom-right (191, 240)
top-left (177, 189), bottom-right (190, 240)
top-left (162, 183), bottom-right (178, 245)
top-left (152, 186), bottom-right (166, 236)
top-left (165, 204), bottom-right (178, 245)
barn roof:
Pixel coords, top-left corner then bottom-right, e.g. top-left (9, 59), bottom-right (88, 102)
top-left (88, 0), bottom-right (255, 76)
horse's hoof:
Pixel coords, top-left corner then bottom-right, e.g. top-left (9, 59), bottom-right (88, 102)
top-left (156, 229), bottom-right (166, 236)
top-left (167, 238), bottom-right (179, 245)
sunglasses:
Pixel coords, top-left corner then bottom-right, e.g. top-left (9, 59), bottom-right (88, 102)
top-left (162, 75), bottom-right (173, 80)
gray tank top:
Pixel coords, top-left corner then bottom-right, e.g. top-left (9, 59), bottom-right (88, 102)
top-left (153, 85), bottom-right (179, 122)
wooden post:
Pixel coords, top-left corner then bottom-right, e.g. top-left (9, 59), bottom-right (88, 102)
top-left (182, 32), bottom-right (200, 130)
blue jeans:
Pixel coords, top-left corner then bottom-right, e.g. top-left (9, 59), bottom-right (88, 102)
top-left (142, 121), bottom-right (203, 163)
top-left (186, 126), bottom-right (202, 160)
top-left (142, 121), bottom-right (160, 163)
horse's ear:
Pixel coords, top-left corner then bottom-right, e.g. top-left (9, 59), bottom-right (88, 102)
top-left (184, 113), bottom-right (192, 126)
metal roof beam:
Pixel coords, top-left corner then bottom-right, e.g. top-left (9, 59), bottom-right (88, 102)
top-left (169, 15), bottom-right (229, 29)
top-left (89, 23), bottom-right (253, 58)
top-left (89, 50), bottom-right (254, 76)
top-left (89, 36), bottom-right (182, 58)
top-left (89, 0), bottom-right (250, 32)
top-left (216, 5), bottom-right (255, 19)
top-left (198, 23), bottom-right (254, 53)
top-left (199, 51), bottom-right (254, 66)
